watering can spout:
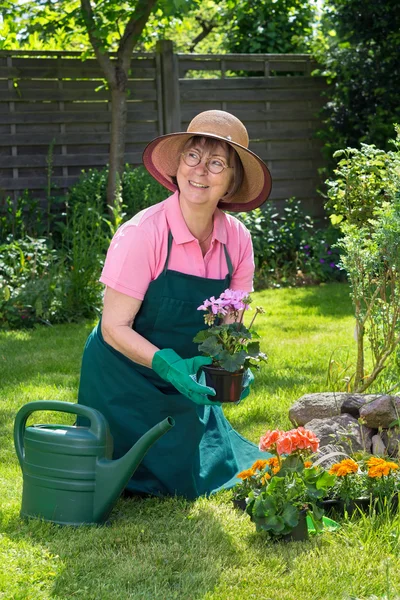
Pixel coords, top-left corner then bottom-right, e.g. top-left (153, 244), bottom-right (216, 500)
top-left (93, 416), bottom-right (174, 521)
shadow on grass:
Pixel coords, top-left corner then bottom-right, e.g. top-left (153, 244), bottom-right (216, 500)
top-left (286, 283), bottom-right (353, 318)
top-left (0, 497), bottom-right (239, 599)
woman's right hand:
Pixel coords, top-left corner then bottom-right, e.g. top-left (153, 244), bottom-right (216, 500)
top-left (152, 349), bottom-right (220, 406)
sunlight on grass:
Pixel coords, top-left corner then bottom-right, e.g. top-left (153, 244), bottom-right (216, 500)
top-left (1, 285), bottom-right (400, 600)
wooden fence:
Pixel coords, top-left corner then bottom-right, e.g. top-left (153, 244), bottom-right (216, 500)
top-left (0, 42), bottom-right (328, 217)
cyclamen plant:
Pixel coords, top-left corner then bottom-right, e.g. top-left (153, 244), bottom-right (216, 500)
top-left (193, 289), bottom-right (268, 373)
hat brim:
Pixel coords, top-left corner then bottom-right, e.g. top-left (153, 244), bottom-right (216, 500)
top-left (142, 132), bottom-right (272, 212)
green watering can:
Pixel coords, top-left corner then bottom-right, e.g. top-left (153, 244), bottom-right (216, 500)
top-left (14, 401), bottom-right (174, 526)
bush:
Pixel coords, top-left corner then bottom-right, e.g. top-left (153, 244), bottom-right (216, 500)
top-left (235, 198), bottom-right (344, 289)
top-left (313, 0), bottom-right (400, 169)
top-left (0, 236), bottom-right (61, 328)
top-left (0, 165), bottom-right (171, 328)
top-left (67, 164), bottom-right (169, 218)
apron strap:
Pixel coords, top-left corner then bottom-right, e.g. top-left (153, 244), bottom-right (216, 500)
top-left (163, 231), bottom-right (174, 274)
top-left (163, 230), bottom-right (234, 279)
top-left (224, 245), bottom-right (234, 278)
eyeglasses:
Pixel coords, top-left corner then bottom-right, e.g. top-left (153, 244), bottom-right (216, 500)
top-left (181, 151), bottom-right (233, 175)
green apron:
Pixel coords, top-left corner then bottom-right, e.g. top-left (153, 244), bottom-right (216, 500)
top-left (78, 232), bottom-right (268, 499)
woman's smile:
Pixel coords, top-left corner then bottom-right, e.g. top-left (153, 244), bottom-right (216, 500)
top-left (189, 180), bottom-right (209, 189)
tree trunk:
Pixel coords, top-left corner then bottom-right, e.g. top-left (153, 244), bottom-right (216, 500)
top-left (107, 85), bottom-right (128, 218)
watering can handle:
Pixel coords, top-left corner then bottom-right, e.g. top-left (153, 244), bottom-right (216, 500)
top-left (14, 400), bottom-right (109, 469)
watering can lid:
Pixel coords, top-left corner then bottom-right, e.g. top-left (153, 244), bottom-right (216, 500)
top-left (24, 423), bottom-right (111, 455)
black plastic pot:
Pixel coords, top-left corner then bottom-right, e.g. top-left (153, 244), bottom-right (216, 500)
top-left (279, 511), bottom-right (309, 542)
top-left (232, 498), bottom-right (247, 511)
top-left (202, 365), bottom-right (244, 403)
top-left (318, 498), bottom-right (343, 517)
top-left (343, 494), bottom-right (399, 516)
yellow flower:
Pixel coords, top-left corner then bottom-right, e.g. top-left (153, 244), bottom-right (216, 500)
top-left (303, 460), bottom-right (313, 468)
top-left (237, 468), bottom-right (255, 480)
top-left (251, 459), bottom-right (268, 472)
top-left (329, 458), bottom-right (359, 477)
top-left (266, 456), bottom-right (281, 474)
top-left (261, 473), bottom-right (271, 485)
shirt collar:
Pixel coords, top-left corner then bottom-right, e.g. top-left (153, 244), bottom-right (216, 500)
top-left (165, 191), bottom-right (227, 245)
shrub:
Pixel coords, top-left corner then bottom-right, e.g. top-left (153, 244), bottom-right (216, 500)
top-left (328, 130), bottom-right (400, 392)
top-left (0, 236), bottom-right (61, 328)
top-left (235, 198), bottom-right (344, 289)
top-left (67, 165), bottom-right (169, 218)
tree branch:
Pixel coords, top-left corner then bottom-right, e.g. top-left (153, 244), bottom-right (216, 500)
top-left (80, 0), bottom-right (116, 85)
top-left (118, 0), bottom-right (158, 73)
top-left (189, 16), bottom-right (217, 53)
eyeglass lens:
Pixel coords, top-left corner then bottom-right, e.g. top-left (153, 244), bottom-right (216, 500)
top-left (182, 151), bottom-right (226, 174)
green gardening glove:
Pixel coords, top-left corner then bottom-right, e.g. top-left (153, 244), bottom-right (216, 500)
top-left (152, 349), bottom-right (220, 406)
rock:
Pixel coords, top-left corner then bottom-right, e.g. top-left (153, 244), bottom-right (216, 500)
top-left (289, 393), bottom-right (349, 426)
top-left (304, 414), bottom-right (374, 454)
top-left (340, 394), bottom-right (368, 418)
top-left (313, 444), bottom-right (350, 469)
top-left (371, 433), bottom-right (386, 456)
top-left (359, 395), bottom-right (400, 429)
top-left (382, 427), bottom-right (400, 458)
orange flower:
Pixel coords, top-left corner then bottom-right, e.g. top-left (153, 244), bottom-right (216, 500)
top-left (303, 461), bottom-right (313, 468)
top-left (251, 459), bottom-right (268, 472)
top-left (237, 468), bottom-right (255, 480)
top-left (276, 434), bottom-right (293, 455)
top-left (259, 430), bottom-right (284, 451)
top-left (297, 427), bottom-right (320, 453)
top-left (261, 473), bottom-right (271, 485)
top-left (329, 459), bottom-right (359, 477)
top-left (266, 457), bottom-right (281, 474)
top-left (367, 459), bottom-right (399, 478)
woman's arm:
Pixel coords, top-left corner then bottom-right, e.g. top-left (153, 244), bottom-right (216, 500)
top-left (101, 287), bottom-right (159, 368)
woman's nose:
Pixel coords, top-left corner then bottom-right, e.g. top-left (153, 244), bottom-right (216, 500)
top-left (193, 159), bottom-right (208, 175)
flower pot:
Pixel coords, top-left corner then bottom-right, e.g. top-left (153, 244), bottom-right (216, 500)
top-left (202, 365), bottom-right (244, 403)
top-left (279, 511), bottom-right (309, 542)
top-left (318, 498), bottom-right (343, 517)
top-left (342, 494), bottom-right (399, 516)
top-left (232, 498), bottom-right (247, 511)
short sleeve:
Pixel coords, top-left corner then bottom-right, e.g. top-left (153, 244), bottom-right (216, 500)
top-left (229, 226), bottom-right (255, 293)
top-left (99, 224), bottom-right (155, 301)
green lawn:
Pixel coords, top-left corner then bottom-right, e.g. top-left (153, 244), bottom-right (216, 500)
top-left (1, 283), bottom-right (400, 600)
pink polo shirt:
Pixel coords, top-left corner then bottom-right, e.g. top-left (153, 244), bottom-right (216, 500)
top-left (100, 191), bottom-right (254, 301)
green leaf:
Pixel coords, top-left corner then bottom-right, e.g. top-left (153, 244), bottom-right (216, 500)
top-left (193, 329), bottom-right (214, 343)
top-left (246, 341), bottom-right (260, 356)
top-left (197, 336), bottom-right (223, 356)
top-left (218, 350), bottom-right (247, 372)
top-left (282, 503), bottom-right (299, 527)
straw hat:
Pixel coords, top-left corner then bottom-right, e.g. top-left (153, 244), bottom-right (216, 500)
top-left (142, 110), bottom-right (272, 212)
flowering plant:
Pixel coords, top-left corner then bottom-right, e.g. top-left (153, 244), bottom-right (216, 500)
top-left (193, 289), bottom-right (268, 372)
top-left (328, 456), bottom-right (400, 504)
top-left (235, 427), bottom-right (336, 537)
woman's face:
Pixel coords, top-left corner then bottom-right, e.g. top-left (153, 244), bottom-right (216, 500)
top-left (176, 139), bottom-right (234, 211)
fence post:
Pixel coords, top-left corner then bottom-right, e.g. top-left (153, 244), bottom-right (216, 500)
top-left (156, 40), bottom-right (181, 134)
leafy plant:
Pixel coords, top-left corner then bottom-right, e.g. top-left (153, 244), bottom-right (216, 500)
top-left (193, 289), bottom-right (267, 373)
top-left (236, 198), bottom-right (344, 288)
top-left (238, 427), bottom-right (335, 537)
top-left (326, 131), bottom-right (400, 392)
top-left (329, 457), bottom-right (400, 505)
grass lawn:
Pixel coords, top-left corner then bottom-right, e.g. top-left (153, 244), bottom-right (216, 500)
top-left (1, 283), bottom-right (400, 600)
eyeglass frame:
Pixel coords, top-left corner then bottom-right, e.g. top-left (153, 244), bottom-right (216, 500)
top-left (180, 151), bottom-right (234, 174)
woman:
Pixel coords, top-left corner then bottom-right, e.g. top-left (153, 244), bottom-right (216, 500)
top-left (78, 110), bottom-right (272, 499)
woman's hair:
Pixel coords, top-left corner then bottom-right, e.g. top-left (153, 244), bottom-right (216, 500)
top-left (175, 136), bottom-right (244, 201)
